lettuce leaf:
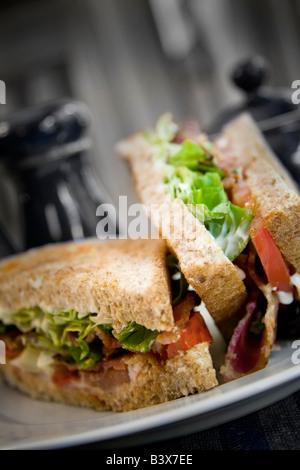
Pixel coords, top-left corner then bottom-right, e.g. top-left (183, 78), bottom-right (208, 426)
top-left (149, 114), bottom-right (254, 261)
top-left (7, 307), bottom-right (44, 333)
top-left (189, 173), bottom-right (230, 224)
top-left (184, 173), bottom-right (252, 260)
top-left (37, 311), bottom-right (104, 369)
top-left (144, 113), bottom-right (178, 145)
top-left (1, 307), bottom-right (161, 366)
top-left (205, 203), bottom-right (254, 261)
top-left (114, 322), bottom-right (159, 353)
top-left (1, 308), bottom-right (103, 369)
top-left (0, 320), bottom-right (7, 333)
top-left (169, 139), bottom-right (225, 176)
top-left (68, 339), bottom-right (103, 370)
top-left (97, 323), bottom-right (113, 335)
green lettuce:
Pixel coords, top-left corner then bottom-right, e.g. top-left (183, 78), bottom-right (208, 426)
top-left (68, 340), bottom-right (103, 370)
top-left (148, 115), bottom-right (253, 261)
top-left (52, 315), bottom-right (103, 370)
top-left (7, 307), bottom-right (44, 332)
top-left (1, 307), bottom-right (161, 367)
top-left (0, 308), bottom-right (103, 369)
top-left (205, 203), bottom-right (254, 261)
top-left (114, 322), bottom-right (159, 353)
top-left (0, 320), bottom-right (7, 333)
top-left (42, 310), bottom-right (96, 347)
top-left (169, 139), bottom-right (225, 176)
top-left (166, 169), bottom-right (252, 261)
top-left (25, 333), bottom-right (103, 371)
top-left (144, 113), bottom-right (178, 145)
top-left (98, 323), bottom-right (113, 335)
top-left (189, 172), bottom-right (230, 223)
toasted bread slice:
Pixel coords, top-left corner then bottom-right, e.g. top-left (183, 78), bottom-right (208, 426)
top-left (218, 113), bottom-right (300, 273)
top-left (0, 238), bottom-right (174, 332)
top-left (0, 238), bottom-right (218, 411)
top-left (0, 341), bottom-right (217, 412)
top-left (116, 135), bottom-right (247, 330)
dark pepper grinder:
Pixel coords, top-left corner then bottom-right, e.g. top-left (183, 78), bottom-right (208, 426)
top-left (207, 56), bottom-right (300, 183)
top-left (0, 99), bottom-right (116, 250)
top-left (0, 222), bottom-right (15, 258)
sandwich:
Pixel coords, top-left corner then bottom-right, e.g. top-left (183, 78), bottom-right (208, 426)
top-left (0, 238), bottom-right (217, 412)
top-left (117, 113), bottom-right (300, 382)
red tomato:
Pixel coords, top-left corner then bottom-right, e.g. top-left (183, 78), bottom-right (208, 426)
top-left (52, 366), bottom-right (78, 388)
top-left (5, 347), bottom-right (22, 359)
top-left (249, 215), bottom-right (292, 292)
top-left (167, 312), bottom-right (213, 359)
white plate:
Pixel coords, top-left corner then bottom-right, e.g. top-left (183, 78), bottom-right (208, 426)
top-left (0, 339), bottom-right (299, 450)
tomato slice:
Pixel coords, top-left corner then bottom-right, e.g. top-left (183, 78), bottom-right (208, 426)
top-left (249, 215), bottom-right (292, 292)
top-left (52, 366), bottom-right (78, 388)
top-left (167, 312), bottom-right (213, 359)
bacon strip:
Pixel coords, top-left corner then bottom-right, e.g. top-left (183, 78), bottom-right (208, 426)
top-left (155, 292), bottom-right (198, 347)
top-left (79, 356), bottom-right (130, 391)
top-left (0, 329), bottom-right (23, 359)
top-left (220, 253), bottom-right (279, 382)
top-left (173, 120), bottom-right (203, 144)
top-left (93, 327), bottom-right (122, 358)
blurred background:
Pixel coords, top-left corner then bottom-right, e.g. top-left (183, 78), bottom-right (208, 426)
top-left (0, 0), bottom-right (300, 253)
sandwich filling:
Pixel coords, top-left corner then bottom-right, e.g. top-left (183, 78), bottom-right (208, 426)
top-left (144, 114), bottom-right (254, 262)
top-left (144, 114), bottom-right (300, 381)
top-left (0, 257), bottom-right (213, 390)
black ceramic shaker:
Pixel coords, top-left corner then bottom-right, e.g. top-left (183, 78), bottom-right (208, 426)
top-left (0, 99), bottom-right (117, 251)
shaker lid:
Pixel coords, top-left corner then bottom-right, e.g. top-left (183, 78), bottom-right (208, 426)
top-left (0, 99), bottom-right (92, 169)
top-left (207, 56), bottom-right (299, 134)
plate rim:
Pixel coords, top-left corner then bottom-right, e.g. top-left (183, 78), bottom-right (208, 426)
top-left (1, 352), bottom-right (299, 450)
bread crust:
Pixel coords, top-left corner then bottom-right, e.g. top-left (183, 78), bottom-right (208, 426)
top-left (0, 342), bottom-right (217, 412)
top-left (220, 114), bottom-right (300, 272)
top-left (116, 135), bottom-right (247, 330)
top-left (0, 238), bottom-right (174, 332)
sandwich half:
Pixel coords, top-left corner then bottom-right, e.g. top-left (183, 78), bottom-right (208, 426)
top-left (117, 113), bottom-right (300, 381)
top-left (0, 238), bottom-right (217, 412)
top-left (215, 114), bottom-right (300, 380)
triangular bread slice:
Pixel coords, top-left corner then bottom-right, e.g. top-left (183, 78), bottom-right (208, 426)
top-left (0, 238), bottom-right (218, 411)
top-left (0, 238), bottom-right (174, 332)
top-left (1, 341), bottom-right (217, 412)
top-left (116, 136), bottom-right (247, 331)
top-left (217, 113), bottom-right (300, 273)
